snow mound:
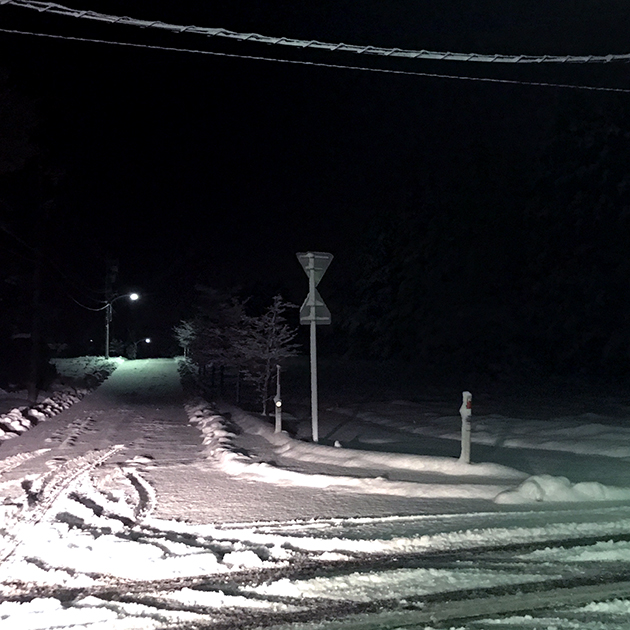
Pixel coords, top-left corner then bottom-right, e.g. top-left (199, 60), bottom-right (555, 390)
top-left (494, 474), bottom-right (630, 504)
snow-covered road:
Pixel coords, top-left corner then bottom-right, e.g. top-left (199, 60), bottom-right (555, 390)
top-left (3, 358), bottom-right (630, 628)
top-left (0, 358), bottom-right (203, 466)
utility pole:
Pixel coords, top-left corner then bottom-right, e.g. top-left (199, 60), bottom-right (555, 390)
top-left (27, 260), bottom-right (41, 403)
top-left (104, 258), bottom-right (118, 359)
top-left (28, 203), bottom-right (47, 403)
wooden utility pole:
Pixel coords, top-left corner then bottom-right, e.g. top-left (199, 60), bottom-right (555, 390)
top-left (27, 260), bottom-right (41, 403)
top-left (104, 258), bottom-right (118, 358)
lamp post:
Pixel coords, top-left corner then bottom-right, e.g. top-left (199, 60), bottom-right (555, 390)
top-left (128, 337), bottom-right (150, 359)
top-left (105, 293), bottom-right (139, 359)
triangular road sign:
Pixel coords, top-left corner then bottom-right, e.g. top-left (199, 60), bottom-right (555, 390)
top-left (296, 252), bottom-right (333, 287)
top-left (300, 288), bottom-right (331, 325)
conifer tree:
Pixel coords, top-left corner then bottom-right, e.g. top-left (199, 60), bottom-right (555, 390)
top-left (173, 320), bottom-right (196, 358)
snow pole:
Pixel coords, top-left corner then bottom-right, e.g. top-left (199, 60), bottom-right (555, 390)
top-left (459, 391), bottom-right (472, 464)
top-left (274, 364), bottom-right (282, 433)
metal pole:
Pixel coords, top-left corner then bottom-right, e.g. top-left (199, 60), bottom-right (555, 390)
top-left (308, 254), bottom-right (319, 442)
top-left (310, 319), bottom-right (318, 442)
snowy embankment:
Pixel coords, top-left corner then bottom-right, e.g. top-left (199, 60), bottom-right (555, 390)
top-left (184, 399), bottom-right (630, 505)
top-left (0, 357), bottom-right (118, 442)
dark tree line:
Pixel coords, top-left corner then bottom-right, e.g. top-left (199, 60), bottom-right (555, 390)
top-left (0, 69), bottom-right (61, 397)
top-left (0, 67), bottom-right (104, 394)
top-left (332, 92), bottom-right (630, 385)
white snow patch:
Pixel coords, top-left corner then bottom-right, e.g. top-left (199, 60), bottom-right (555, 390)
top-left (249, 565), bottom-right (551, 602)
top-left (495, 474), bottom-right (630, 504)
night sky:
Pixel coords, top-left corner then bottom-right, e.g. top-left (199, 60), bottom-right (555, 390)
top-left (2, 1), bottom-right (630, 385)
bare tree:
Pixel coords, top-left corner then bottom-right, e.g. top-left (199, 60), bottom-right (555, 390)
top-left (233, 295), bottom-right (300, 415)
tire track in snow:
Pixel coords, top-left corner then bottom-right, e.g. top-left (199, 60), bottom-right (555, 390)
top-left (6, 568), bottom-right (630, 630)
top-left (0, 449), bottom-right (50, 475)
top-left (290, 574), bottom-right (630, 630)
top-left (3, 517), bottom-right (630, 629)
top-left (123, 468), bottom-right (157, 521)
top-left (0, 445), bottom-right (125, 563)
top-left (57, 414), bottom-right (97, 448)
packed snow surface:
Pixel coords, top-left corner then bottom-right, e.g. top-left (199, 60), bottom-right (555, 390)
top-left (2, 357), bottom-right (630, 628)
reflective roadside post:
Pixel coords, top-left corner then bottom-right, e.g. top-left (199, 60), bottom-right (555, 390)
top-left (297, 252), bottom-right (333, 443)
top-left (459, 391), bottom-right (472, 464)
top-left (274, 364), bottom-right (282, 433)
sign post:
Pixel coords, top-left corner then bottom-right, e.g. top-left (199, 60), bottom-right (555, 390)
top-left (297, 252), bottom-right (333, 442)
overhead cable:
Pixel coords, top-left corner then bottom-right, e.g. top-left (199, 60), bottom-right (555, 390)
top-left (2, 27), bottom-right (629, 93)
top-left (2, 0), bottom-right (630, 65)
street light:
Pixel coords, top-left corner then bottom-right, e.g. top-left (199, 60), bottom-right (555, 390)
top-left (105, 293), bottom-right (140, 359)
top-left (127, 336), bottom-right (151, 359)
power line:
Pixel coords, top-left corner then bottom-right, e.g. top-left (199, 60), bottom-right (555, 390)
top-left (1, 27), bottom-right (629, 94)
top-left (2, 0), bottom-right (630, 65)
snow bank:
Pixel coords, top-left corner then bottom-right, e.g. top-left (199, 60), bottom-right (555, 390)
top-left (0, 357), bottom-right (117, 442)
top-left (186, 400), bottom-right (630, 506)
top-left (495, 474), bottom-right (630, 504)
top-left (185, 400), bottom-right (519, 500)
top-left (228, 405), bottom-right (525, 479)
top-left (0, 391), bottom-right (85, 441)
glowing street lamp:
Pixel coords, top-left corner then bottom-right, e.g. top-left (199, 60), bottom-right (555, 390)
top-left (105, 293), bottom-right (140, 359)
top-left (127, 336), bottom-right (151, 359)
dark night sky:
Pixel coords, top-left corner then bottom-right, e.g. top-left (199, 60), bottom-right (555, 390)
top-left (2, 1), bottom-right (630, 373)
